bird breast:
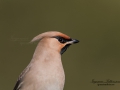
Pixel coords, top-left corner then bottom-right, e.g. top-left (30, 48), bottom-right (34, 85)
top-left (22, 56), bottom-right (65, 90)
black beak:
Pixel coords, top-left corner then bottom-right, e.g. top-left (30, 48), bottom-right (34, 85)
top-left (72, 39), bottom-right (79, 44)
top-left (66, 39), bottom-right (79, 44)
top-left (60, 39), bottom-right (79, 55)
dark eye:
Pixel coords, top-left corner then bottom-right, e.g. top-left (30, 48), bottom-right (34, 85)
top-left (58, 37), bottom-right (66, 43)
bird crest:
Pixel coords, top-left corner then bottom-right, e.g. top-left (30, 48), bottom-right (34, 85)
top-left (30, 31), bottom-right (70, 43)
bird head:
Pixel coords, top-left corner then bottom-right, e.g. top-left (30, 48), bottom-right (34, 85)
top-left (31, 31), bottom-right (79, 55)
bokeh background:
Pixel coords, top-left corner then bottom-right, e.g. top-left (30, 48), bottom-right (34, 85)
top-left (1, 0), bottom-right (120, 90)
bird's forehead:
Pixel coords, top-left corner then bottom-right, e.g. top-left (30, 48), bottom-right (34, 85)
top-left (42, 31), bottom-right (71, 39)
top-left (54, 33), bottom-right (70, 39)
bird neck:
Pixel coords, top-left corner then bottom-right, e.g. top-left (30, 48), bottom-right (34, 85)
top-left (31, 42), bottom-right (61, 62)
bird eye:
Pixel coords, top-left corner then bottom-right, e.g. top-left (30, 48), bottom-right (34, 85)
top-left (53, 36), bottom-right (67, 43)
top-left (58, 37), bottom-right (66, 43)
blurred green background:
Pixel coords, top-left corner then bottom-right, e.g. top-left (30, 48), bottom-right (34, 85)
top-left (0, 0), bottom-right (120, 90)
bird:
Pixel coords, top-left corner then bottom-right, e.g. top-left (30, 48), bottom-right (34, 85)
top-left (13, 31), bottom-right (79, 90)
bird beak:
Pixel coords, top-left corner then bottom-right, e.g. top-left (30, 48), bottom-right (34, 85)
top-left (66, 39), bottom-right (79, 44)
top-left (60, 39), bottom-right (79, 54)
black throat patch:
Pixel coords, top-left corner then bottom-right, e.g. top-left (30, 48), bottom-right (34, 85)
top-left (60, 44), bottom-right (71, 54)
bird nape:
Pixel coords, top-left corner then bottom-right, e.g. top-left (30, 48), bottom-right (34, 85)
top-left (13, 31), bottom-right (79, 90)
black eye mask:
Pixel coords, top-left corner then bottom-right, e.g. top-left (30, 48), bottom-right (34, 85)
top-left (53, 36), bottom-right (72, 44)
top-left (52, 36), bottom-right (72, 54)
